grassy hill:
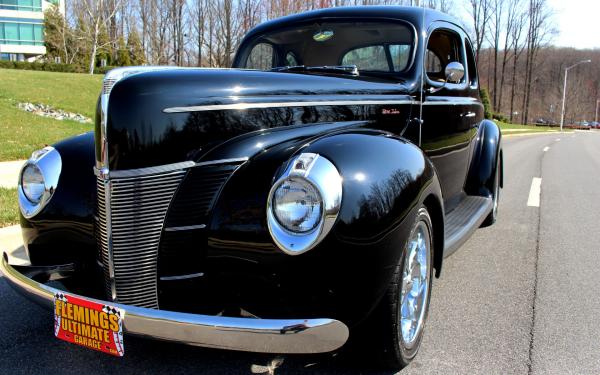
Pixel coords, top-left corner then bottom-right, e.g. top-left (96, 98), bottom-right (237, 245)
top-left (0, 69), bottom-right (101, 227)
top-left (0, 69), bottom-right (101, 162)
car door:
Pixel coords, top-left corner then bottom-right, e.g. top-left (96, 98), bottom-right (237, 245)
top-left (420, 23), bottom-right (482, 208)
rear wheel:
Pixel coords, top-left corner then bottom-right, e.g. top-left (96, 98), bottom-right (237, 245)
top-left (371, 206), bottom-right (434, 370)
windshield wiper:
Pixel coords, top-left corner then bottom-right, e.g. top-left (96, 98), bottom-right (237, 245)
top-left (270, 65), bottom-right (360, 76)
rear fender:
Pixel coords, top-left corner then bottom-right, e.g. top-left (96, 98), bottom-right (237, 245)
top-left (465, 119), bottom-right (502, 197)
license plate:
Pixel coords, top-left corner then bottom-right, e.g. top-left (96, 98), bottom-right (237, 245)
top-left (54, 292), bottom-right (125, 357)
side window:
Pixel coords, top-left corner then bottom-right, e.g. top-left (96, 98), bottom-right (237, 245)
top-left (246, 43), bottom-right (274, 70)
top-left (342, 44), bottom-right (412, 72)
top-left (464, 39), bottom-right (478, 87)
top-left (342, 45), bottom-right (388, 71)
top-left (425, 50), bottom-right (442, 76)
top-left (426, 29), bottom-right (465, 84)
top-left (389, 44), bottom-right (411, 72)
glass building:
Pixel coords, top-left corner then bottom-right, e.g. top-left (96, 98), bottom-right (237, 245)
top-left (0, 0), bottom-right (64, 61)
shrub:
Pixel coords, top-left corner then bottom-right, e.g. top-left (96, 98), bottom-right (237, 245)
top-left (0, 60), bottom-right (98, 74)
top-left (492, 112), bottom-right (509, 123)
top-left (479, 88), bottom-right (492, 120)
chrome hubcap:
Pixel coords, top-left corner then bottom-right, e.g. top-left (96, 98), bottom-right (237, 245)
top-left (400, 221), bottom-right (430, 348)
top-left (493, 172), bottom-right (500, 217)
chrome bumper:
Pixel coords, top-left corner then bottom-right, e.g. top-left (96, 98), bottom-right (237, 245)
top-left (0, 253), bottom-right (349, 354)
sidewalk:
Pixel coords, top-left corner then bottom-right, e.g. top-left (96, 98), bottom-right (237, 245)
top-left (0, 160), bottom-right (25, 189)
top-left (0, 225), bottom-right (28, 266)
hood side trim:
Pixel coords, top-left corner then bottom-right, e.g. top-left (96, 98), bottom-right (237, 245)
top-left (163, 99), bottom-right (419, 113)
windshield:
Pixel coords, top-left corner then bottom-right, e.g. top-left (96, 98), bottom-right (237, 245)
top-left (239, 21), bottom-right (414, 77)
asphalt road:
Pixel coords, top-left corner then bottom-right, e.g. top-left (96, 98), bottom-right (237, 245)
top-left (1, 131), bottom-right (599, 374)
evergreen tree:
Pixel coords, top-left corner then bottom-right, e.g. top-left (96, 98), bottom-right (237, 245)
top-left (116, 36), bottom-right (131, 66)
top-left (95, 26), bottom-right (112, 68)
top-left (43, 7), bottom-right (64, 61)
top-left (127, 29), bottom-right (146, 66)
top-left (72, 17), bottom-right (90, 72)
top-left (480, 88), bottom-right (493, 120)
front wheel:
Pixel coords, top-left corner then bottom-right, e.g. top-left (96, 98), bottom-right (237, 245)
top-left (482, 156), bottom-right (501, 227)
top-left (371, 206), bottom-right (434, 370)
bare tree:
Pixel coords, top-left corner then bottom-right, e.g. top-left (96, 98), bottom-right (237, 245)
top-left (521, 0), bottom-right (555, 124)
top-left (468, 0), bottom-right (492, 64)
top-left (73, 0), bottom-right (123, 74)
top-left (486, 0), bottom-right (504, 110)
top-left (497, 0), bottom-right (521, 114)
top-left (508, 0), bottom-right (527, 122)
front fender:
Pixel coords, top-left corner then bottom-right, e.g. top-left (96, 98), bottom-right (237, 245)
top-left (465, 119), bottom-right (502, 197)
top-left (206, 130), bottom-right (444, 325)
top-left (20, 132), bottom-right (96, 266)
top-left (301, 131), bottom-right (443, 322)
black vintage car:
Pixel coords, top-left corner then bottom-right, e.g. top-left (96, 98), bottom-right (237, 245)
top-left (2, 6), bottom-right (502, 369)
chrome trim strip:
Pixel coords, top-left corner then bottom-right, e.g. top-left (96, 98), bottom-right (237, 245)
top-left (195, 157), bottom-right (249, 167)
top-left (422, 99), bottom-right (483, 106)
top-left (102, 177), bottom-right (117, 301)
top-left (164, 224), bottom-right (206, 232)
top-left (100, 161), bottom-right (196, 179)
top-left (93, 158), bottom-right (249, 179)
top-left (163, 99), bottom-right (484, 113)
top-left (160, 272), bottom-right (205, 281)
top-left (164, 100), bottom-right (418, 113)
top-left (1, 254), bottom-right (349, 354)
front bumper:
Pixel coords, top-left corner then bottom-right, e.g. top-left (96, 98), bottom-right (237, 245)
top-left (0, 253), bottom-right (349, 354)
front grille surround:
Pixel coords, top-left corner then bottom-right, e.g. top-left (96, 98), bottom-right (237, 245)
top-left (95, 158), bottom-right (247, 309)
top-left (96, 169), bottom-right (186, 308)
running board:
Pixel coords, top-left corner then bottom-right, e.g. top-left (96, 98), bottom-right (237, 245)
top-left (443, 196), bottom-right (493, 258)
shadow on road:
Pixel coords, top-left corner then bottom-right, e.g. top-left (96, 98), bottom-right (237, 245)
top-left (0, 282), bottom-right (401, 374)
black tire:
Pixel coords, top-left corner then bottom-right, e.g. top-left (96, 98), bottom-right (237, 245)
top-left (482, 157), bottom-right (501, 227)
top-left (369, 206), bottom-right (434, 370)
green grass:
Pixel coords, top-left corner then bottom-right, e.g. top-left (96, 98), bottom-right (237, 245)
top-left (0, 188), bottom-right (18, 227)
top-left (0, 69), bottom-right (100, 161)
top-left (0, 69), bottom-right (101, 118)
top-left (495, 120), bottom-right (569, 134)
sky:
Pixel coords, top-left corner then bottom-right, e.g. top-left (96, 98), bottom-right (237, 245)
top-left (546, 0), bottom-right (600, 49)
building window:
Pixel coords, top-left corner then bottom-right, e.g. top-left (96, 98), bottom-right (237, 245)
top-left (0, 22), bottom-right (44, 46)
top-left (0, 0), bottom-right (43, 12)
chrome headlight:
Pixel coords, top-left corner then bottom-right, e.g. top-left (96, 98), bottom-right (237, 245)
top-left (21, 163), bottom-right (45, 203)
top-left (273, 177), bottom-right (323, 233)
top-left (267, 153), bottom-right (342, 255)
top-left (18, 146), bottom-right (62, 218)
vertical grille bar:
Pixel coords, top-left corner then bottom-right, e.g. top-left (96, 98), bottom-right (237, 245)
top-left (96, 169), bottom-right (186, 309)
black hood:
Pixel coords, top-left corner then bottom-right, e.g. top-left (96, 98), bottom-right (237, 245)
top-left (101, 68), bottom-right (415, 170)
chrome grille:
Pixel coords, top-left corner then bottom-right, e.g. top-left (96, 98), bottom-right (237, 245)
top-left (96, 169), bottom-right (187, 308)
top-left (102, 79), bottom-right (117, 95)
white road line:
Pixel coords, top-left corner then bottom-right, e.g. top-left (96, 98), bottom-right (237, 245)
top-left (543, 146), bottom-right (550, 152)
top-left (555, 138), bottom-right (561, 142)
top-left (527, 178), bottom-right (542, 207)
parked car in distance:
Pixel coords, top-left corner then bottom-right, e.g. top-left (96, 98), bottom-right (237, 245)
top-left (2, 6), bottom-right (503, 370)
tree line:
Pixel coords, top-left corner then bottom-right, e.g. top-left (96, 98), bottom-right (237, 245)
top-left (43, 0), bottom-right (599, 125)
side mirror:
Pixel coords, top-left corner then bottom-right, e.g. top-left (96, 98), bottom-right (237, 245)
top-left (445, 61), bottom-right (465, 84)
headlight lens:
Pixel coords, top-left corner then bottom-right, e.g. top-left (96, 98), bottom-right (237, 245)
top-left (21, 163), bottom-right (45, 203)
top-left (273, 177), bottom-right (323, 233)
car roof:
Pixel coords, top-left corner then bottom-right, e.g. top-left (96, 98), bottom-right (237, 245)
top-left (242, 6), bottom-right (463, 42)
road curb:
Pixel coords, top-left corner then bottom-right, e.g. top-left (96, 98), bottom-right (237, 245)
top-left (503, 132), bottom-right (569, 138)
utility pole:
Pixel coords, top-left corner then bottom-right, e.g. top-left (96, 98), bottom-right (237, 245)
top-left (596, 99), bottom-right (599, 123)
top-left (560, 59), bottom-right (592, 132)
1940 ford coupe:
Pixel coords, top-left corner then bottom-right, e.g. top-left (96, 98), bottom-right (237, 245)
top-left (2, 6), bottom-right (502, 369)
